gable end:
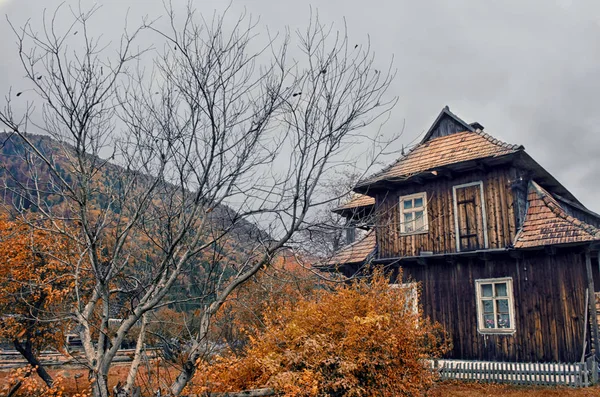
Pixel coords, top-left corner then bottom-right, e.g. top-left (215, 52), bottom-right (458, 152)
top-left (422, 106), bottom-right (475, 142)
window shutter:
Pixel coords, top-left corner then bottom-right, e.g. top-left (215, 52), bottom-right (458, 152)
top-left (453, 182), bottom-right (488, 252)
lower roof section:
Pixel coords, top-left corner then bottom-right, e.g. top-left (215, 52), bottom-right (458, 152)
top-left (322, 231), bottom-right (376, 268)
top-left (514, 181), bottom-right (600, 248)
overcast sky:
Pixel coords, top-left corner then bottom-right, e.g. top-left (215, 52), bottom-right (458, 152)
top-left (1, 0), bottom-right (599, 212)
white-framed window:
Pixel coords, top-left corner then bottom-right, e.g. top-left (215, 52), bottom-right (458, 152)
top-left (475, 277), bottom-right (515, 334)
top-left (399, 192), bottom-right (428, 234)
top-left (389, 282), bottom-right (418, 315)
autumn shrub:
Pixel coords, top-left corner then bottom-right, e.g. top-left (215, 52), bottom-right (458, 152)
top-left (1, 365), bottom-right (90, 397)
top-left (210, 254), bottom-right (322, 352)
top-left (0, 216), bottom-right (77, 351)
top-left (193, 268), bottom-right (450, 397)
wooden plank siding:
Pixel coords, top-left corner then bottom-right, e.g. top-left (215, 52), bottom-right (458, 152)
top-left (375, 166), bottom-right (516, 258)
top-left (398, 251), bottom-right (589, 362)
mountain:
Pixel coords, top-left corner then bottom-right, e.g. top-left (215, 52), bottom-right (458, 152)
top-left (0, 131), bottom-right (270, 310)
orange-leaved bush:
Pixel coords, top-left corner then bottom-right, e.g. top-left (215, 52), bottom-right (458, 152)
top-left (0, 366), bottom-right (87, 397)
top-left (0, 215), bottom-right (82, 388)
top-left (193, 268), bottom-right (450, 397)
top-left (210, 253), bottom-right (322, 352)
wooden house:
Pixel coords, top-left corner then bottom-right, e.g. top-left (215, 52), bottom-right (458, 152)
top-left (327, 106), bottom-right (600, 363)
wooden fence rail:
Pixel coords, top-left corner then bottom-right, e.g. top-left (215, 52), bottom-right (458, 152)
top-left (432, 357), bottom-right (599, 387)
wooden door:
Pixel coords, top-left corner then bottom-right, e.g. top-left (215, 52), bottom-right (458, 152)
top-left (453, 182), bottom-right (487, 252)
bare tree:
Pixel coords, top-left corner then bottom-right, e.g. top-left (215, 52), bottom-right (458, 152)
top-left (0, 3), bottom-right (397, 396)
top-left (295, 171), bottom-right (371, 259)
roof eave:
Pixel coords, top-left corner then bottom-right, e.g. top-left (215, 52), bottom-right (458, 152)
top-left (314, 261), bottom-right (361, 272)
top-left (354, 151), bottom-right (521, 194)
top-left (331, 203), bottom-right (374, 216)
top-left (373, 248), bottom-right (511, 264)
top-left (514, 240), bottom-right (600, 250)
top-left (515, 151), bottom-right (582, 205)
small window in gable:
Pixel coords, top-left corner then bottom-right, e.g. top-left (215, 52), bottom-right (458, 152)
top-left (475, 277), bottom-right (515, 334)
top-left (399, 192), bottom-right (428, 234)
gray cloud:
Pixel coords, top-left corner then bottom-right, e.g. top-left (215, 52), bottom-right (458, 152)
top-left (1, 0), bottom-right (599, 211)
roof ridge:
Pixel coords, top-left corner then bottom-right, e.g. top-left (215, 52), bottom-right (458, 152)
top-left (530, 181), bottom-right (600, 238)
top-left (474, 129), bottom-right (523, 151)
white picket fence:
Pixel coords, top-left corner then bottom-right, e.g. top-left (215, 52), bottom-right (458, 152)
top-left (431, 358), bottom-right (599, 387)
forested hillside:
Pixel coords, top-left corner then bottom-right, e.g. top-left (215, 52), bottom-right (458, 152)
top-left (0, 132), bottom-right (269, 311)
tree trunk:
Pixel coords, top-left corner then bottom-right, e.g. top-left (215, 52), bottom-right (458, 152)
top-left (13, 339), bottom-right (54, 387)
top-left (170, 357), bottom-right (197, 396)
top-left (124, 314), bottom-right (147, 393)
top-left (7, 372), bottom-right (30, 397)
top-left (170, 311), bottom-right (213, 395)
top-left (91, 372), bottom-right (111, 397)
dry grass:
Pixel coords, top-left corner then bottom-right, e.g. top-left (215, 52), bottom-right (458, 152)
top-left (0, 363), bottom-right (181, 396)
top-left (2, 367), bottom-right (600, 396)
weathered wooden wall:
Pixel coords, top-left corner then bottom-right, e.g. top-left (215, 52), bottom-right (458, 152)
top-left (398, 250), bottom-right (589, 362)
top-left (375, 166), bottom-right (516, 258)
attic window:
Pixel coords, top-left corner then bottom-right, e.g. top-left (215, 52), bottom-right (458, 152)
top-left (475, 277), bottom-right (515, 334)
top-left (399, 192), bottom-right (428, 234)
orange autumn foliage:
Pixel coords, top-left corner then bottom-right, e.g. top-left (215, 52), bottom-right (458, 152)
top-left (210, 253), bottom-right (322, 351)
top-left (193, 268), bottom-right (450, 397)
top-left (0, 215), bottom-right (78, 353)
top-left (0, 365), bottom-right (90, 397)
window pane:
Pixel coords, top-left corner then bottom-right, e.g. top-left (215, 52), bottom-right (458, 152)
top-left (414, 197), bottom-right (423, 208)
top-left (415, 211), bottom-right (424, 229)
top-left (403, 199), bottom-right (413, 209)
top-left (495, 283), bottom-right (507, 297)
top-left (405, 224), bottom-right (414, 233)
top-left (483, 314), bottom-right (495, 328)
top-left (481, 284), bottom-right (493, 297)
top-left (483, 300), bottom-right (493, 314)
top-left (497, 314), bottom-right (510, 328)
top-left (496, 299), bottom-right (509, 313)
top-left (404, 213), bottom-right (413, 222)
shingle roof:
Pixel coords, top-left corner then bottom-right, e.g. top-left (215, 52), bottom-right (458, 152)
top-left (356, 130), bottom-right (523, 188)
top-left (514, 181), bottom-right (600, 248)
top-left (326, 231), bottom-right (376, 265)
top-left (333, 194), bottom-right (375, 212)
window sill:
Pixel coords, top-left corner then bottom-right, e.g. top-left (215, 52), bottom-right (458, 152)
top-left (477, 329), bottom-right (516, 335)
top-left (399, 230), bottom-right (429, 237)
